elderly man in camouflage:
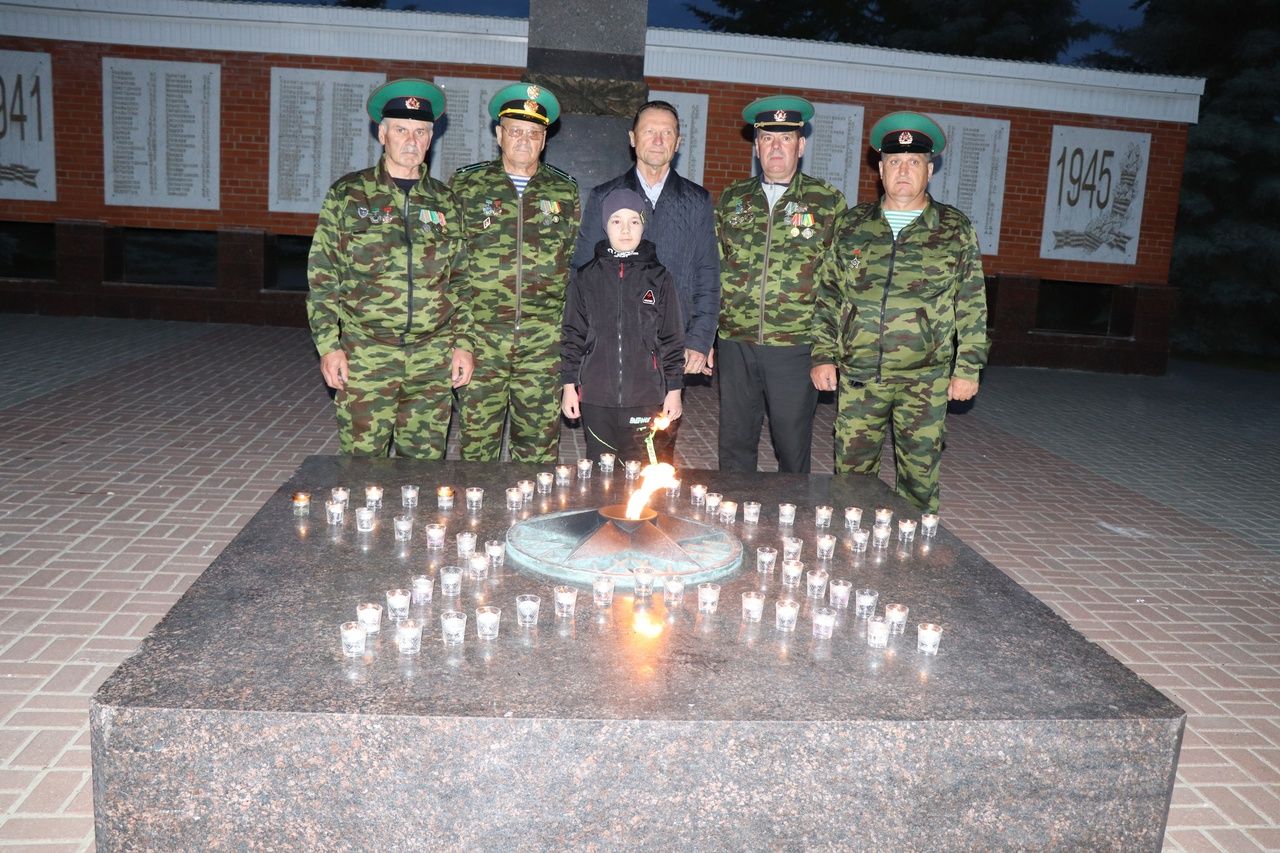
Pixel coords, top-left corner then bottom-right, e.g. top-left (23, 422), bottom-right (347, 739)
top-left (811, 112), bottom-right (989, 513)
top-left (307, 78), bottom-right (472, 458)
top-left (715, 95), bottom-right (846, 473)
top-left (450, 83), bottom-right (580, 463)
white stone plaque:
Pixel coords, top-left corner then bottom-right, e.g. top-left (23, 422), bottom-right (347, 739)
top-left (927, 113), bottom-right (1009, 255)
top-left (103, 58), bottom-right (220, 209)
top-left (649, 90), bottom-right (708, 186)
top-left (1040, 125), bottom-right (1150, 264)
top-left (0, 50), bottom-right (55, 202)
top-left (429, 76), bottom-right (506, 182)
top-left (268, 68), bottom-right (384, 214)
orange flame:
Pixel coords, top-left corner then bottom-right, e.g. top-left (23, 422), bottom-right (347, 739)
top-left (625, 462), bottom-right (677, 519)
top-left (651, 415), bottom-right (670, 431)
top-left (633, 608), bottom-right (663, 638)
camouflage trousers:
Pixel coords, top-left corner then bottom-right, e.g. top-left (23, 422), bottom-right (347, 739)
top-left (457, 331), bottom-right (560, 464)
top-left (834, 373), bottom-right (951, 512)
top-left (335, 338), bottom-right (454, 459)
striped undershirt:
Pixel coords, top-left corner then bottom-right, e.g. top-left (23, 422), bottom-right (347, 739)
top-left (883, 208), bottom-right (923, 239)
top-left (507, 173), bottom-right (531, 196)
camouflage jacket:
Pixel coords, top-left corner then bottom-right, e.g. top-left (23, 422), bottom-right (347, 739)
top-left (813, 195), bottom-right (989, 383)
top-left (715, 172), bottom-right (846, 345)
top-left (306, 160), bottom-right (469, 353)
top-left (449, 160), bottom-right (580, 342)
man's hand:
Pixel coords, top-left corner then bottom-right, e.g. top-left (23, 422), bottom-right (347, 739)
top-left (662, 388), bottom-right (683, 421)
top-left (948, 377), bottom-right (979, 401)
top-left (811, 363), bottom-right (837, 392)
top-left (562, 384), bottom-right (580, 419)
top-left (451, 348), bottom-right (474, 388)
top-left (684, 348), bottom-right (706, 375)
top-left (320, 349), bottom-right (348, 390)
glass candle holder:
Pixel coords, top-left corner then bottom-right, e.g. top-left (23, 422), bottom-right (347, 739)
top-left (624, 460), bottom-right (642, 480)
top-left (756, 545), bottom-right (777, 573)
top-left (885, 603), bottom-right (910, 634)
top-left (340, 621), bottom-right (366, 657)
top-left (666, 479), bottom-right (681, 498)
top-left (781, 559), bottom-right (804, 586)
top-left (705, 493), bottom-right (722, 513)
top-left (437, 486), bottom-right (455, 510)
top-left (411, 574), bottom-right (433, 605)
top-left (814, 505), bottom-right (833, 528)
top-left (393, 514), bottom-right (413, 541)
top-left (742, 501), bottom-right (761, 524)
top-left (330, 486), bottom-right (350, 508)
top-left (718, 500), bottom-right (737, 523)
top-left (782, 537), bottom-right (803, 561)
top-left (456, 531), bottom-right (477, 560)
top-left (553, 585), bottom-right (578, 617)
top-left (555, 464), bottom-right (572, 485)
top-left (828, 578), bottom-right (852, 609)
top-left (401, 484), bottom-right (419, 508)
top-left (774, 598), bottom-right (799, 632)
top-left (536, 472), bottom-right (554, 494)
top-left (365, 485), bottom-right (383, 509)
top-left (844, 506), bottom-right (862, 529)
top-left (385, 588), bottom-right (411, 622)
top-left (778, 503), bottom-right (796, 525)
top-left (872, 525), bottom-right (891, 549)
top-left (469, 554), bottom-right (489, 579)
top-left (867, 615), bottom-right (890, 649)
top-left (485, 539), bottom-right (504, 566)
top-left (812, 607), bottom-right (837, 639)
top-left (465, 487), bottom-right (484, 511)
top-left (851, 529), bottom-right (869, 553)
top-left (697, 582), bottom-right (720, 614)
top-left (662, 577), bottom-right (685, 606)
top-left (515, 593), bottom-right (541, 627)
top-left (355, 507), bottom-right (375, 533)
top-left (326, 500), bottom-right (345, 526)
top-left (439, 566), bottom-right (462, 597)
top-left (690, 484), bottom-right (707, 506)
top-left (632, 567), bottom-right (655, 597)
top-left (356, 602), bottom-right (382, 634)
top-left (741, 590), bottom-right (765, 622)
top-left (898, 518), bottom-right (917, 542)
top-left (425, 522), bottom-right (446, 550)
top-left (815, 534), bottom-right (836, 561)
top-left (805, 568), bottom-right (829, 598)
top-left (921, 513), bottom-right (940, 537)
top-left (517, 479), bottom-right (535, 501)
top-left (855, 588), bottom-right (879, 618)
top-left (440, 610), bottom-right (467, 645)
top-left (577, 458), bottom-right (593, 479)
top-left (875, 507), bottom-right (893, 526)
top-left (475, 606), bottom-right (501, 640)
top-left (396, 618), bottom-right (423, 654)
top-left (598, 452), bottom-right (616, 473)
top-left (506, 487), bottom-right (523, 510)
top-left (291, 491), bottom-right (311, 512)
top-left (592, 575), bottom-right (615, 607)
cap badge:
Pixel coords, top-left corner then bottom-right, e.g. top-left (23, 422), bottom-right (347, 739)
top-left (524, 99), bottom-right (539, 113)
top-left (774, 110), bottom-right (788, 122)
top-left (526, 85), bottom-right (541, 100)
top-left (405, 97), bottom-right (421, 110)
top-left (899, 131), bottom-right (914, 145)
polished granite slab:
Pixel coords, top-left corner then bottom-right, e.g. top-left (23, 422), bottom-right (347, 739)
top-left (92, 456), bottom-right (1183, 850)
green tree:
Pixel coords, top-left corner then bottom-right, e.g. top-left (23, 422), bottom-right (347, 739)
top-left (687, 0), bottom-right (1096, 62)
top-left (1091, 0), bottom-right (1280, 357)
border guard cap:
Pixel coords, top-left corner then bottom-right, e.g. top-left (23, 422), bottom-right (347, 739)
top-left (743, 95), bottom-right (814, 131)
top-left (367, 78), bottom-right (445, 123)
top-left (489, 83), bottom-right (561, 126)
top-left (869, 111), bottom-right (946, 156)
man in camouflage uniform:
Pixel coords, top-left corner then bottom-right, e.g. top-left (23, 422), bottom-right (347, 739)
top-left (450, 83), bottom-right (580, 463)
top-left (811, 112), bottom-right (989, 512)
top-left (715, 95), bottom-right (846, 473)
top-left (307, 78), bottom-right (472, 458)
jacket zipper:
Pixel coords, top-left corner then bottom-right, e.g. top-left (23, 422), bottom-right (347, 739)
top-left (757, 192), bottom-right (776, 345)
top-left (514, 186), bottom-right (525, 330)
top-left (616, 260), bottom-right (625, 406)
top-left (877, 235), bottom-right (898, 382)
top-left (401, 187), bottom-right (414, 344)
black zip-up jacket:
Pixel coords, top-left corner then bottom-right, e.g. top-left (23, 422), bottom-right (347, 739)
top-left (561, 239), bottom-right (685, 408)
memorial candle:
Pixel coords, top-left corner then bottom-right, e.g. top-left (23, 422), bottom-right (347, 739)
top-left (598, 453), bottom-right (616, 473)
top-left (814, 505), bottom-right (833, 528)
top-left (885, 603), bottom-right (909, 634)
top-left (690, 484), bottom-right (707, 506)
top-left (365, 485), bottom-right (383, 509)
top-left (401, 484), bottom-right (419, 508)
top-left (921, 513), bottom-right (939, 537)
top-left (518, 479), bottom-right (535, 501)
top-left (291, 491), bottom-right (311, 511)
top-left (437, 485), bottom-right (455, 509)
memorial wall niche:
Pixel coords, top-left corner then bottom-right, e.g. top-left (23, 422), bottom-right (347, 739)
top-left (1040, 125), bottom-right (1151, 265)
top-left (102, 57), bottom-right (220, 210)
top-left (428, 77), bottom-right (506, 183)
top-left (0, 49), bottom-right (55, 203)
top-left (648, 91), bottom-right (709, 186)
top-left (926, 113), bottom-right (1010, 255)
top-left (268, 68), bottom-right (385, 214)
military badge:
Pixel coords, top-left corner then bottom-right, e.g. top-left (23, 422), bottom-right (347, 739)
top-left (850, 248), bottom-right (861, 269)
top-left (526, 85), bottom-right (541, 100)
top-left (405, 96), bottom-right (421, 111)
top-left (774, 110), bottom-right (787, 122)
top-left (482, 217), bottom-right (491, 230)
top-left (899, 131), bottom-right (913, 146)
top-left (357, 207), bottom-right (369, 219)
top-left (524, 100), bottom-right (539, 113)
top-left (539, 199), bottom-right (561, 224)
top-left (420, 209), bottom-right (447, 229)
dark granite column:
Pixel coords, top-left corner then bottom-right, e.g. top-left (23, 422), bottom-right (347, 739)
top-left (526, 0), bottom-right (648, 199)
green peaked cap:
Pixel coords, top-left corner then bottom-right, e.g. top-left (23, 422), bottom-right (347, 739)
top-left (366, 78), bottom-right (446, 123)
top-left (488, 82), bottom-right (561, 125)
top-left (868, 111), bottom-right (946, 156)
top-left (742, 95), bottom-right (814, 131)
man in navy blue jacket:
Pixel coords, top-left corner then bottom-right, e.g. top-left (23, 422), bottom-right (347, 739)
top-left (572, 101), bottom-right (720, 380)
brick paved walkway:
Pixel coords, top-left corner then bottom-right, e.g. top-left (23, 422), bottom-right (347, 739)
top-left (0, 315), bottom-right (1276, 850)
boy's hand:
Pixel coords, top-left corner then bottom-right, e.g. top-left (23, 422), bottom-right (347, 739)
top-left (562, 384), bottom-right (580, 419)
top-left (662, 389), bottom-right (682, 421)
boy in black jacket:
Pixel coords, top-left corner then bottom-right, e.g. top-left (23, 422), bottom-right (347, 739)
top-left (561, 188), bottom-right (685, 463)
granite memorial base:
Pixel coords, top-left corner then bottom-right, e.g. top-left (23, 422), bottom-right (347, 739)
top-left (91, 457), bottom-right (1183, 850)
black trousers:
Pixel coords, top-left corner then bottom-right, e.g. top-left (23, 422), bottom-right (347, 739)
top-left (580, 403), bottom-right (675, 465)
top-left (716, 339), bottom-right (818, 473)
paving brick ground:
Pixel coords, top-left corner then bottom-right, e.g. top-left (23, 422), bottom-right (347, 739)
top-left (0, 314), bottom-right (1276, 851)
